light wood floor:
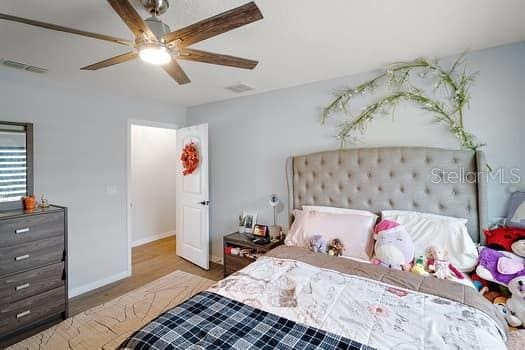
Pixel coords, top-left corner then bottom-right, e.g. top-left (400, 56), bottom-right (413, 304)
top-left (69, 236), bottom-right (223, 316)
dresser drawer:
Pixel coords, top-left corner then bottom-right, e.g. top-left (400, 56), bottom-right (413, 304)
top-left (0, 286), bottom-right (65, 335)
top-left (0, 212), bottom-right (64, 247)
top-left (0, 236), bottom-right (64, 277)
top-left (0, 263), bottom-right (64, 305)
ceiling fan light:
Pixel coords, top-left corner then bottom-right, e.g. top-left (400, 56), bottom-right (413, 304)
top-left (139, 44), bottom-right (172, 65)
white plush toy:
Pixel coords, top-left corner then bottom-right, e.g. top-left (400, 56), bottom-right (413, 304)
top-left (507, 276), bottom-right (525, 327)
top-left (493, 296), bottom-right (522, 328)
top-left (371, 219), bottom-right (414, 271)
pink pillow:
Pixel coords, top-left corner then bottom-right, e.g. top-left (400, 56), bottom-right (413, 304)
top-left (304, 211), bottom-right (376, 259)
top-left (285, 210), bottom-right (308, 247)
top-left (286, 210), bottom-right (376, 260)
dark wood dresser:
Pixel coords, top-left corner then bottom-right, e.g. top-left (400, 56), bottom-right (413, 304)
top-left (0, 205), bottom-right (68, 347)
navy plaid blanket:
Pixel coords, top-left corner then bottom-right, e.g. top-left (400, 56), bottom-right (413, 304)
top-left (120, 291), bottom-right (374, 350)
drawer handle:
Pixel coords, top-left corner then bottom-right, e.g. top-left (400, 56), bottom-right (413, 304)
top-left (15, 283), bottom-right (30, 291)
top-left (16, 310), bottom-right (31, 319)
top-left (15, 228), bottom-right (30, 234)
top-left (15, 254), bottom-right (30, 261)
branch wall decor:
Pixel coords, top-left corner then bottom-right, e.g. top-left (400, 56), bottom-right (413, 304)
top-left (322, 55), bottom-right (485, 153)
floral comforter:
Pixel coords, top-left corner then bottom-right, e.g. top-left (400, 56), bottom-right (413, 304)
top-left (210, 254), bottom-right (506, 350)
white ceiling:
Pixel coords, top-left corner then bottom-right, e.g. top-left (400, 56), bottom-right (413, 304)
top-left (1, 0), bottom-right (524, 107)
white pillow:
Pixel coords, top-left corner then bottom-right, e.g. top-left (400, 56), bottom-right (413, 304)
top-left (303, 205), bottom-right (378, 218)
top-left (381, 210), bottom-right (479, 272)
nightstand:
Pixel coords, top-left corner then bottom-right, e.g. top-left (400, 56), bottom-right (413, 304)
top-left (223, 232), bottom-right (284, 277)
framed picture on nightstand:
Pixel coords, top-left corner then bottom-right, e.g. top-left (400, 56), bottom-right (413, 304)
top-left (243, 211), bottom-right (257, 233)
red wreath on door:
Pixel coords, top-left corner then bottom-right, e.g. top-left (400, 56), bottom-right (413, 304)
top-left (180, 142), bottom-right (199, 176)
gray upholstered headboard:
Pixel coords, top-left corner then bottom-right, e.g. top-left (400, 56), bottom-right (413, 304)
top-left (286, 147), bottom-right (488, 243)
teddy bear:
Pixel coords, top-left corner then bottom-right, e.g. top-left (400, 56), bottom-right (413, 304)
top-left (506, 276), bottom-right (525, 327)
top-left (476, 246), bottom-right (525, 287)
top-left (327, 238), bottom-right (344, 256)
top-left (493, 296), bottom-right (522, 328)
top-left (427, 246), bottom-right (464, 280)
top-left (371, 219), bottom-right (414, 271)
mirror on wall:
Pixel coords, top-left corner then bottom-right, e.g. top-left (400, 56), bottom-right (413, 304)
top-left (0, 122), bottom-right (33, 210)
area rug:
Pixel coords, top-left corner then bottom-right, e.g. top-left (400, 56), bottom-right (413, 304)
top-left (8, 271), bottom-right (215, 350)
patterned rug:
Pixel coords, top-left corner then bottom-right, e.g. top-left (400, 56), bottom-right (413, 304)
top-left (8, 271), bottom-right (214, 350)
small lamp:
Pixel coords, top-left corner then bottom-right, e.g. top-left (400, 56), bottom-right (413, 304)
top-left (269, 194), bottom-right (282, 241)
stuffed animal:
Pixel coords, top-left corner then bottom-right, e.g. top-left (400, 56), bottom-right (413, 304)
top-left (512, 240), bottom-right (525, 258)
top-left (327, 239), bottom-right (344, 256)
top-left (493, 296), bottom-right (522, 328)
top-left (427, 246), bottom-right (464, 280)
top-left (484, 226), bottom-right (525, 252)
top-left (410, 256), bottom-right (429, 276)
top-left (371, 219), bottom-right (414, 271)
top-left (471, 273), bottom-right (489, 292)
top-left (507, 276), bottom-right (525, 327)
top-left (481, 288), bottom-right (502, 302)
top-left (476, 246), bottom-right (525, 286)
top-left (309, 235), bottom-right (328, 254)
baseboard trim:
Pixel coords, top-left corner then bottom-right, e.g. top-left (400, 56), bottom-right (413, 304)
top-left (69, 270), bottom-right (131, 299)
top-left (132, 231), bottom-right (176, 247)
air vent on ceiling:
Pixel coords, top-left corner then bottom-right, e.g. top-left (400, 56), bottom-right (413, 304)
top-left (225, 83), bottom-right (254, 93)
top-left (1, 58), bottom-right (48, 74)
top-left (25, 65), bottom-right (48, 74)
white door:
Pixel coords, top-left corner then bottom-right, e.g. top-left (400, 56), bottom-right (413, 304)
top-left (176, 123), bottom-right (210, 269)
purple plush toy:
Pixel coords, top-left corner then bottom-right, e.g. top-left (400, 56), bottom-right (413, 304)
top-left (476, 246), bottom-right (525, 286)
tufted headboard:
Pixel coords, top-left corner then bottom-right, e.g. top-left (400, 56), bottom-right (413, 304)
top-left (286, 147), bottom-right (488, 243)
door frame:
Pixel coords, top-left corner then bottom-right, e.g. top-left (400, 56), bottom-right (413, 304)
top-left (126, 119), bottom-right (179, 275)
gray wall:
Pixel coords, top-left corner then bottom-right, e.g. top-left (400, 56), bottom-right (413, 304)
top-left (130, 124), bottom-right (177, 246)
top-left (0, 69), bottom-right (185, 296)
top-left (188, 42), bottom-right (525, 261)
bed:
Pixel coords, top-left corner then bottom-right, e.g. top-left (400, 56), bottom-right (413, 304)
top-left (120, 147), bottom-right (507, 350)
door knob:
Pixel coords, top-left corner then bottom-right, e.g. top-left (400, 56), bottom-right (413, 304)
top-left (198, 200), bottom-right (210, 206)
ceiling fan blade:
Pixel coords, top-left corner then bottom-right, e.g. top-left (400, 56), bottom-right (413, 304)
top-left (162, 60), bottom-right (190, 85)
top-left (163, 1), bottom-right (263, 47)
top-left (107, 0), bottom-right (157, 42)
top-left (0, 12), bottom-right (133, 46)
top-left (80, 51), bottom-right (137, 70)
top-left (178, 48), bottom-right (258, 70)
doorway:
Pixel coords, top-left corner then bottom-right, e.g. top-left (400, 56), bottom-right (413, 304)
top-left (127, 120), bottom-right (178, 274)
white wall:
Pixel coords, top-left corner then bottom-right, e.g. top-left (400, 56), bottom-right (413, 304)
top-left (130, 124), bottom-right (177, 246)
top-left (188, 42), bottom-right (525, 261)
top-left (0, 69), bottom-right (185, 296)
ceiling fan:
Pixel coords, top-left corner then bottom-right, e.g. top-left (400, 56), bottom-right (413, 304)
top-left (0, 0), bottom-right (263, 85)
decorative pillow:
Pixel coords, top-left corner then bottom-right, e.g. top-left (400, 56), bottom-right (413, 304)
top-left (381, 210), bottom-right (478, 272)
top-left (303, 205), bottom-right (378, 218)
top-left (284, 209), bottom-right (307, 247)
top-left (301, 210), bottom-right (376, 260)
top-left (507, 191), bottom-right (525, 229)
